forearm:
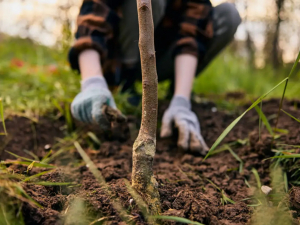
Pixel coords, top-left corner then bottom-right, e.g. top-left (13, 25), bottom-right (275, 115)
top-left (174, 54), bottom-right (198, 100)
top-left (68, 0), bottom-right (121, 72)
top-left (79, 50), bottom-right (104, 81)
top-left (172, 0), bottom-right (213, 98)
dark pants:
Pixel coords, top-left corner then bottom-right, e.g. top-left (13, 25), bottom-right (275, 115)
top-left (119, 2), bottom-right (241, 96)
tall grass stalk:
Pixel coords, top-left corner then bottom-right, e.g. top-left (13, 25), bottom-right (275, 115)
top-left (258, 101), bottom-right (262, 141)
top-left (251, 168), bottom-right (262, 189)
top-left (151, 216), bottom-right (205, 225)
top-left (204, 77), bottom-right (288, 160)
top-left (0, 98), bottom-right (7, 135)
top-left (281, 109), bottom-right (300, 123)
top-left (74, 142), bottom-right (130, 224)
top-left (254, 103), bottom-right (274, 136)
top-left (273, 51), bottom-right (300, 135)
top-left (204, 51), bottom-right (300, 160)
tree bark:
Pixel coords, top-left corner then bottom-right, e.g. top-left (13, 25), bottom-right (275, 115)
top-left (132, 0), bottom-right (161, 215)
top-left (272, 0), bottom-right (284, 68)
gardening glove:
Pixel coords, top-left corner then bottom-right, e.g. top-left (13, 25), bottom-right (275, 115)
top-left (71, 76), bottom-right (125, 130)
top-left (160, 96), bottom-right (209, 155)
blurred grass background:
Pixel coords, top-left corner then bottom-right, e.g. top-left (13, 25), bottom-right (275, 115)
top-left (1, 34), bottom-right (299, 119)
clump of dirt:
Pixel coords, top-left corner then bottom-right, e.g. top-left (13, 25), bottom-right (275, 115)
top-left (1, 99), bottom-right (300, 224)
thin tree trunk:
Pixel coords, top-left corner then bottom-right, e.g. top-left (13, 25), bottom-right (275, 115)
top-left (245, 1), bottom-right (255, 69)
top-left (132, 0), bottom-right (161, 215)
top-left (272, 0), bottom-right (284, 68)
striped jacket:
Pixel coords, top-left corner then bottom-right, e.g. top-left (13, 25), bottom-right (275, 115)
top-left (68, 0), bottom-right (214, 77)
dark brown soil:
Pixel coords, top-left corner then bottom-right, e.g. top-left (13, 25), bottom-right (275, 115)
top-left (1, 99), bottom-right (300, 225)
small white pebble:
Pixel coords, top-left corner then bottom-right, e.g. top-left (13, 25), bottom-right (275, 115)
top-left (261, 185), bottom-right (272, 195)
top-left (211, 107), bottom-right (217, 113)
top-left (129, 199), bottom-right (134, 205)
top-left (86, 164), bottom-right (90, 168)
top-left (44, 144), bottom-right (51, 150)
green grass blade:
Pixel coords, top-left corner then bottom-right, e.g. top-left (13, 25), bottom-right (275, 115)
top-left (258, 101), bottom-right (262, 140)
top-left (274, 51), bottom-right (300, 135)
top-left (65, 104), bottom-right (73, 132)
top-left (1, 161), bottom-right (55, 168)
top-left (206, 178), bottom-right (235, 205)
top-left (245, 179), bottom-right (251, 188)
top-left (27, 182), bottom-right (74, 186)
top-left (287, 51), bottom-right (300, 79)
top-left (270, 154), bottom-right (300, 159)
top-left (204, 77), bottom-right (288, 160)
top-left (23, 150), bottom-right (39, 161)
top-left (226, 145), bottom-right (244, 173)
top-left (52, 99), bottom-right (64, 115)
top-left (87, 132), bottom-right (101, 145)
top-left (204, 112), bottom-right (246, 160)
top-left (41, 150), bottom-right (52, 163)
top-left (0, 203), bottom-right (12, 225)
top-left (242, 198), bottom-right (262, 207)
top-left (247, 77), bottom-right (288, 112)
top-left (14, 185), bottom-right (42, 208)
top-left (0, 98), bottom-right (7, 135)
top-left (284, 172), bottom-right (288, 193)
top-left (221, 190), bottom-right (236, 205)
top-left (5, 151), bottom-right (34, 162)
top-left (74, 141), bottom-right (130, 223)
top-left (74, 142), bottom-right (108, 189)
top-left (22, 169), bottom-right (55, 182)
top-left (43, 146), bottom-right (73, 164)
top-left (206, 178), bottom-right (221, 191)
top-left (281, 109), bottom-right (300, 123)
top-left (0, 173), bottom-right (25, 180)
top-left (151, 216), bottom-right (205, 225)
top-left (251, 168), bottom-right (262, 189)
top-left (273, 128), bottom-right (289, 134)
top-left (277, 144), bottom-right (300, 148)
top-left (255, 105), bottom-right (274, 135)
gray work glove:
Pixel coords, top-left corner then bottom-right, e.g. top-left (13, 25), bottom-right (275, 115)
top-left (160, 96), bottom-right (209, 154)
top-left (71, 76), bottom-right (125, 130)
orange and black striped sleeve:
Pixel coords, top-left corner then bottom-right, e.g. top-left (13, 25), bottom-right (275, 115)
top-left (68, 0), bottom-right (122, 72)
top-left (174, 0), bottom-right (214, 60)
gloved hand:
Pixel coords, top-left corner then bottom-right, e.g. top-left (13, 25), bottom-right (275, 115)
top-left (160, 96), bottom-right (209, 155)
top-left (71, 76), bottom-right (124, 130)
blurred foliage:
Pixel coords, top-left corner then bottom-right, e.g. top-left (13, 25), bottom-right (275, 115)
top-left (0, 35), bottom-right (300, 120)
top-left (0, 36), bottom-right (79, 119)
top-left (251, 167), bottom-right (294, 225)
top-left (193, 47), bottom-right (300, 99)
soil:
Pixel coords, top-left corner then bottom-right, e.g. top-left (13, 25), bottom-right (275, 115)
top-left (1, 99), bottom-right (300, 225)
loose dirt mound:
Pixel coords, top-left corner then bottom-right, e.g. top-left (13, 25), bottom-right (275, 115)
top-left (1, 99), bottom-right (300, 225)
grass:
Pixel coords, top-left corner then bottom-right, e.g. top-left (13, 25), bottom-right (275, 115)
top-left (74, 141), bottom-right (131, 224)
top-left (193, 49), bottom-right (300, 99)
top-left (152, 216), bottom-right (205, 225)
top-left (274, 51), bottom-right (300, 132)
top-left (0, 37), bottom-right (79, 119)
top-left (206, 178), bottom-right (236, 205)
top-left (281, 109), bottom-right (300, 123)
top-left (204, 77), bottom-right (289, 159)
top-left (204, 49), bottom-right (300, 159)
top-left (0, 98), bottom-right (7, 135)
top-left (250, 167), bottom-right (294, 225)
